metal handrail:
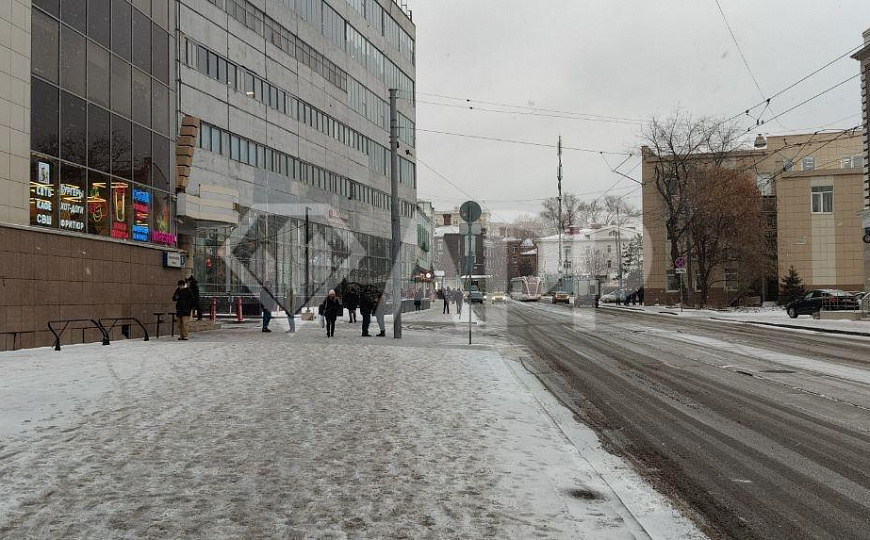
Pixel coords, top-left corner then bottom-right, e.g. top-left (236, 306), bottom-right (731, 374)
top-left (152, 312), bottom-right (177, 338)
top-left (48, 319), bottom-right (110, 351)
top-left (99, 317), bottom-right (150, 342)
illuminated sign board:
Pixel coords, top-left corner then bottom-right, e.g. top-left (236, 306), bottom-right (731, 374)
top-left (58, 182), bottom-right (85, 231)
top-left (111, 182), bottom-right (129, 239)
top-left (132, 187), bottom-right (150, 242)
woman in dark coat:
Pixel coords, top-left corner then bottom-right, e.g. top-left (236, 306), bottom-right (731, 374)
top-left (320, 289), bottom-right (343, 338)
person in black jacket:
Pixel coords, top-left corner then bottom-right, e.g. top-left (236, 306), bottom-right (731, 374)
top-left (172, 279), bottom-right (195, 340)
top-left (320, 289), bottom-right (342, 338)
top-left (187, 276), bottom-right (202, 320)
top-left (359, 289), bottom-right (373, 337)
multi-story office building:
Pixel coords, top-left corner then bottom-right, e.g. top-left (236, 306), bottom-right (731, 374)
top-left (177, 0), bottom-right (418, 306)
top-left (854, 27), bottom-right (870, 290)
top-left (0, 0), bottom-right (417, 349)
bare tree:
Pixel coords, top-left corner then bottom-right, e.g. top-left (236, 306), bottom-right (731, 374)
top-left (688, 165), bottom-right (771, 306)
top-left (583, 247), bottom-right (610, 278)
top-left (510, 213), bottom-right (544, 240)
top-left (540, 193), bottom-right (581, 234)
top-left (642, 110), bottom-right (745, 304)
top-left (601, 195), bottom-right (640, 225)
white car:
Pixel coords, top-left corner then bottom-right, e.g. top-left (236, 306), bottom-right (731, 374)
top-left (490, 291), bottom-right (506, 303)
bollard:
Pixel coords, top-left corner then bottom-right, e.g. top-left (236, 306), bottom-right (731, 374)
top-left (210, 297), bottom-right (217, 322)
top-left (235, 297), bottom-right (244, 323)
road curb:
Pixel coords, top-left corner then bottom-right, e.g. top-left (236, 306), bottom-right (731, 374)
top-left (708, 317), bottom-right (870, 338)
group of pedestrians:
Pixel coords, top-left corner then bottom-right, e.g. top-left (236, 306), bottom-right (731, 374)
top-left (439, 287), bottom-right (464, 316)
top-left (318, 288), bottom-right (387, 338)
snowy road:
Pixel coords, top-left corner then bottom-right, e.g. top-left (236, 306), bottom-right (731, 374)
top-left (0, 318), bottom-right (701, 539)
top-left (490, 301), bottom-right (870, 539)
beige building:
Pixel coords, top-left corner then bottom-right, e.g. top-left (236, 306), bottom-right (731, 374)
top-left (854, 27), bottom-right (870, 289)
top-left (643, 131), bottom-right (865, 307)
top-left (434, 205), bottom-right (491, 230)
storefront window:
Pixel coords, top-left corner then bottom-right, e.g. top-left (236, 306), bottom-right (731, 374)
top-left (30, 156), bottom-right (58, 228)
top-left (151, 190), bottom-right (174, 245)
top-left (131, 184), bottom-right (151, 242)
top-left (110, 179), bottom-right (132, 239)
top-left (58, 163), bottom-right (87, 233)
top-left (87, 171), bottom-right (111, 237)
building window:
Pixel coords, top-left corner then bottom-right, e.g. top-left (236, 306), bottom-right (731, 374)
top-left (724, 270), bottom-right (739, 292)
top-left (756, 174), bottom-right (773, 196)
top-left (811, 186), bottom-right (833, 213)
top-left (802, 156), bottom-right (816, 171)
top-left (783, 158), bottom-right (794, 172)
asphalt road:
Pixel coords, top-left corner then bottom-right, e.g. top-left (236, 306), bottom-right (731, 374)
top-left (474, 301), bottom-right (870, 540)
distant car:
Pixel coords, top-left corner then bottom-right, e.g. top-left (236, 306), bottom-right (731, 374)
top-left (600, 288), bottom-right (634, 304)
top-left (848, 291), bottom-right (867, 301)
top-left (467, 288), bottom-right (486, 303)
top-left (551, 291), bottom-right (571, 304)
top-left (490, 291), bottom-right (506, 303)
top-left (785, 289), bottom-right (859, 318)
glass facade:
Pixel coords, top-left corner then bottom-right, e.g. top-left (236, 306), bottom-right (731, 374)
top-left (29, 1), bottom-right (177, 246)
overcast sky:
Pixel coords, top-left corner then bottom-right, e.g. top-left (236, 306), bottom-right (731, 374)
top-left (409, 0), bottom-right (869, 223)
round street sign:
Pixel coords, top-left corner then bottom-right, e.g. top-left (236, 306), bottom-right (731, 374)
top-left (460, 200), bottom-right (482, 223)
top-left (674, 256), bottom-right (687, 269)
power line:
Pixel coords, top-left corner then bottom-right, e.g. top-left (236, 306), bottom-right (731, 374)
top-left (416, 128), bottom-right (633, 155)
top-left (714, 0), bottom-right (765, 101)
top-left (742, 74), bottom-right (861, 132)
top-left (416, 92), bottom-right (644, 123)
top-left (416, 100), bottom-right (644, 125)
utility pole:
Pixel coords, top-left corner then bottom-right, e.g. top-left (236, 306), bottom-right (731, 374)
top-left (389, 89), bottom-right (402, 338)
top-left (304, 206), bottom-right (310, 310)
top-left (557, 136), bottom-right (563, 290)
top-left (616, 205), bottom-right (623, 290)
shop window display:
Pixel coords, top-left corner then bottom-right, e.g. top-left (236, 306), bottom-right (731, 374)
top-left (87, 171), bottom-right (111, 237)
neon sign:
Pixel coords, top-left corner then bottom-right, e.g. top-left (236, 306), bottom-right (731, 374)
top-left (132, 187), bottom-right (150, 242)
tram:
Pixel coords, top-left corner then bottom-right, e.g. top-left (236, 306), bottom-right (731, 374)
top-left (508, 276), bottom-right (542, 301)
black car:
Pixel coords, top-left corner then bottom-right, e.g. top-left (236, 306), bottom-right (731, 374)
top-left (785, 289), bottom-right (859, 318)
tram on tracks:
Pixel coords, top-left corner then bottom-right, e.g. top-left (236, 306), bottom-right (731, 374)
top-left (508, 276), bottom-right (542, 301)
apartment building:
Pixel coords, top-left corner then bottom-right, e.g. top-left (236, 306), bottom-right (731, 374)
top-left (854, 26), bottom-right (870, 290)
top-left (642, 131), bottom-right (865, 307)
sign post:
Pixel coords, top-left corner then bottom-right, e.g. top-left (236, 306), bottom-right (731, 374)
top-left (460, 201), bottom-right (481, 345)
top-left (675, 256), bottom-right (687, 312)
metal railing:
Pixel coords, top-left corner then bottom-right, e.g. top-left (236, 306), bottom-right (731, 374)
top-left (48, 319), bottom-right (110, 351)
top-left (99, 317), bottom-right (150, 342)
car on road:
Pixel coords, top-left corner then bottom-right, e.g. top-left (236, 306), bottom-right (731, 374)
top-left (467, 288), bottom-right (486, 303)
top-left (551, 291), bottom-right (571, 304)
top-left (785, 289), bottom-right (860, 318)
top-left (490, 291), bottom-right (506, 303)
top-left (600, 288), bottom-right (635, 304)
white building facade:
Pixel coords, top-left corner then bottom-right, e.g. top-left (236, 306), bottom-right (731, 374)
top-left (538, 224), bottom-right (641, 284)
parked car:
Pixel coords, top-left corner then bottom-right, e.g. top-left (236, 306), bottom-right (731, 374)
top-left (785, 289), bottom-right (859, 318)
top-left (490, 291), bottom-right (506, 303)
top-left (600, 288), bottom-right (635, 304)
top-left (551, 291), bottom-right (571, 304)
top-left (467, 287), bottom-right (486, 303)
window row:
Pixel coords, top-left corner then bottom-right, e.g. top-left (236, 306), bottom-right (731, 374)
top-left (205, 0), bottom-right (349, 92)
top-left (29, 154), bottom-right (175, 245)
top-left (340, 0), bottom-right (415, 66)
top-left (33, 3), bottom-right (172, 87)
top-left (197, 122), bottom-right (416, 218)
top-left (31, 79), bottom-right (173, 191)
top-left (183, 39), bottom-right (415, 184)
top-left (279, 0), bottom-right (415, 96)
top-left (32, 9), bottom-right (173, 136)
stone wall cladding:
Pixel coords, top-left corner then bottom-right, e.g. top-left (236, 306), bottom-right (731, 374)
top-left (0, 225), bottom-right (185, 350)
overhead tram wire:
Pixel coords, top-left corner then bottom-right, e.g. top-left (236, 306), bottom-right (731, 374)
top-left (415, 92), bottom-right (645, 124)
top-left (741, 74), bottom-right (861, 132)
top-left (415, 129), bottom-right (633, 156)
top-left (415, 100), bottom-right (644, 126)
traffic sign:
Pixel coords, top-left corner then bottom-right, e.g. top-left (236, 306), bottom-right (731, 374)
top-left (674, 256), bottom-right (686, 269)
top-left (675, 268), bottom-right (687, 275)
top-left (460, 200), bottom-right (482, 223)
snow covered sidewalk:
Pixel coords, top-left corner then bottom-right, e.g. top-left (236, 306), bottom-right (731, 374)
top-left (0, 323), bottom-right (701, 539)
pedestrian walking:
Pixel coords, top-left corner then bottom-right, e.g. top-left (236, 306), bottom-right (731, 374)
top-left (187, 275), bottom-right (202, 321)
top-left (441, 287), bottom-right (450, 314)
top-left (260, 280), bottom-right (277, 332)
top-left (375, 291), bottom-right (386, 337)
top-left (320, 289), bottom-right (342, 338)
top-left (414, 288), bottom-right (423, 312)
top-left (172, 279), bottom-right (195, 340)
top-left (344, 287), bottom-right (359, 323)
top-left (359, 288), bottom-right (373, 337)
top-left (455, 289), bottom-right (464, 316)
